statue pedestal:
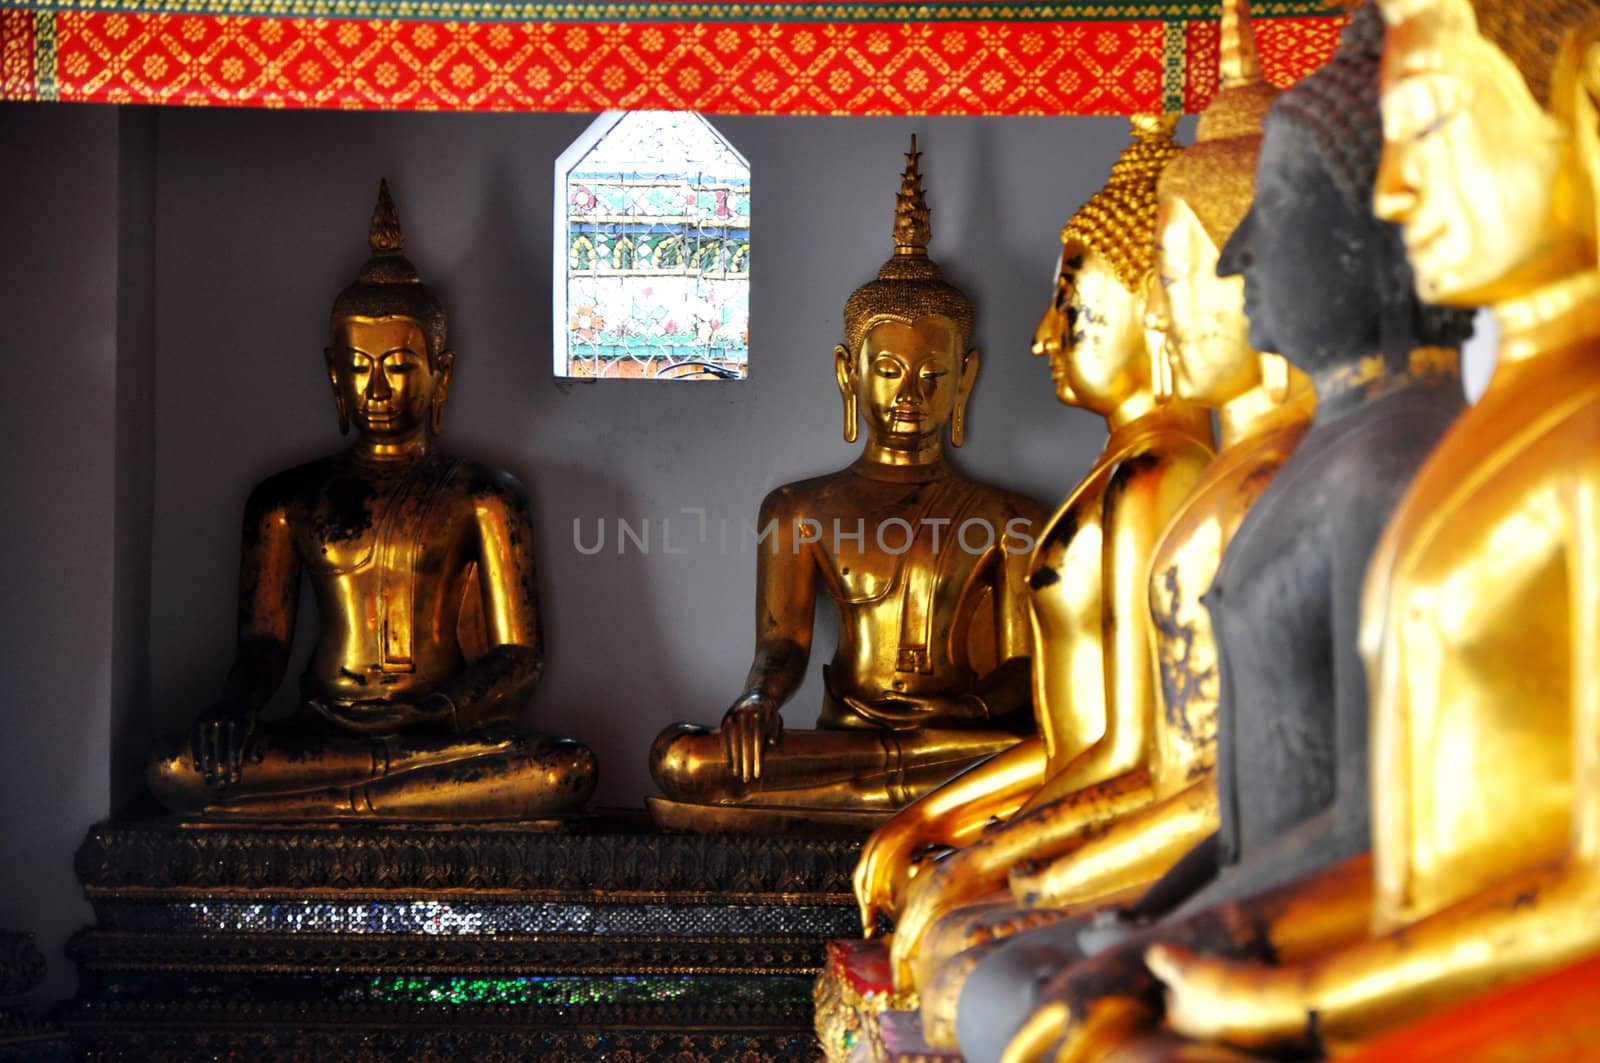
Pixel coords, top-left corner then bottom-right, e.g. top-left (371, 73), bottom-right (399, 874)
top-left (814, 938), bottom-right (954, 1063)
top-left (61, 815), bottom-right (861, 1060)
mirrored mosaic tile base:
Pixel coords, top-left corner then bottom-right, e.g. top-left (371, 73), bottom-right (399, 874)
top-left (100, 898), bottom-right (859, 937)
top-left (62, 816), bottom-right (860, 1061)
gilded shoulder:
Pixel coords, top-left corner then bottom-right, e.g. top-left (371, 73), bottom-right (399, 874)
top-left (445, 459), bottom-right (532, 526)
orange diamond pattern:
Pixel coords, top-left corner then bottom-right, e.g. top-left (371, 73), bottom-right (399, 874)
top-left (10, 10), bottom-right (1343, 114)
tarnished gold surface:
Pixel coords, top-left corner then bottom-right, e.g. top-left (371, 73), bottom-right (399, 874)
top-left (879, 2), bottom-right (1289, 1018)
top-left (147, 182), bottom-right (595, 820)
top-left (848, 118), bottom-right (1188, 944)
top-left (1154, 1), bottom-right (1600, 1053)
top-left (649, 138), bottom-right (1044, 829)
top-left (647, 797), bottom-right (890, 836)
top-left (856, 115), bottom-right (1226, 998)
top-left (879, 6), bottom-right (1306, 1045)
top-left (913, 264), bottom-right (1314, 1055)
top-left (1004, 190), bottom-right (1315, 915)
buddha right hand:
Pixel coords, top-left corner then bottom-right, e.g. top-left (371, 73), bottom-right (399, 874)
top-left (853, 810), bottom-right (928, 935)
top-left (191, 702), bottom-right (258, 788)
top-left (721, 694), bottom-right (783, 783)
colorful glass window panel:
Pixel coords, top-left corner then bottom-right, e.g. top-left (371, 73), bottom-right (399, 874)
top-left (555, 111), bottom-right (750, 380)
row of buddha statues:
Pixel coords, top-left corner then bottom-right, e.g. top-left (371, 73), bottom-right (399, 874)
top-left (830, 0), bottom-right (1600, 1057)
top-left (140, 0), bottom-right (1599, 1054)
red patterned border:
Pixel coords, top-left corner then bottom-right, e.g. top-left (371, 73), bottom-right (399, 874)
top-left (1, 9), bottom-right (38, 98)
top-left (1184, 12), bottom-right (1344, 112)
top-left (4, 10), bottom-right (1341, 113)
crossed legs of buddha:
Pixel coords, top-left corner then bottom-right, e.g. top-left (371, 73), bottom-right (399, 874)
top-left (651, 724), bottom-right (1021, 811)
top-left (149, 719), bottom-right (597, 819)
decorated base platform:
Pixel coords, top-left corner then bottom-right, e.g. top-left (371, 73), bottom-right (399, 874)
top-left (814, 937), bottom-right (943, 1063)
top-left (60, 813), bottom-right (862, 1060)
top-left (815, 935), bottom-right (1600, 1063)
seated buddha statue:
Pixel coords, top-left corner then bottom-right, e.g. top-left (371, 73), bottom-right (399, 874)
top-left (1148, 1), bottom-right (1600, 1055)
top-left (977, 6), bottom-right (1479, 1061)
top-left (147, 182), bottom-right (597, 820)
top-left (853, 115), bottom-right (1224, 1008)
top-left (939, 26), bottom-right (1335, 1059)
top-left (648, 139), bottom-right (1046, 833)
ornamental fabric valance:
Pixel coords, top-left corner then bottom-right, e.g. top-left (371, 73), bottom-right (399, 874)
top-left (0, 1), bottom-right (1343, 114)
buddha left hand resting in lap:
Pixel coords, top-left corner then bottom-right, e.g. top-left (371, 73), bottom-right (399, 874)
top-left (649, 139), bottom-right (1044, 829)
top-left (148, 182), bottom-right (597, 820)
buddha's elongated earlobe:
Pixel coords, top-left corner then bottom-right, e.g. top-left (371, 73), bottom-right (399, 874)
top-left (951, 347), bottom-right (979, 447)
top-left (1151, 342), bottom-right (1175, 403)
top-left (431, 350), bottom-right (455, 437)
top-left (1142, 274), bottom-right (1176, 404)
top-left (326, 347), bottom-right (350, 435)
top-left (1261, 352), bottom-right (1290, 403)
top-left (835, 343), bottom-right (859, 443)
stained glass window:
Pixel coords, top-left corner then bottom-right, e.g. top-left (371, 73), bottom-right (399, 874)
top-left (554, 111), bottom-right (750, 380)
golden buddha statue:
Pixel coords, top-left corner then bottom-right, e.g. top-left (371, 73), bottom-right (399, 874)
top-left (855, 115), bottom-right (1225, 1008)
top-left (648, 138), bottom-right (1046, 833)
top-left (849, 119), bottom-right (1197, 943)
top-left (1005, 0), bottom-right (1312, 919)
top-left (147, 182), bottom-right (598, 820)
top-left (1150, 0), bottom-right (1600, 1054)
top-left (902, 14), bottom-right (1320, 1047)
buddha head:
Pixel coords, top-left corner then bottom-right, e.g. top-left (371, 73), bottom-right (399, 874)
top-left (1033, 114), bottom-right (1182, 414)
top-left (1220, 2), bottom-right (1476, 378)
top-left (326, 180), bottom-right (455, 442)
top-left (836, 137), bottom-right (978, 451)
top-left (1156, 0), bottom-right (1287, 408)
top-left (1374, 0), bottom-right (1600, 306)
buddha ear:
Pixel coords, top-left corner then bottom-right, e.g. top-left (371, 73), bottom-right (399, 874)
top-left (1576, 36), bottom-right (1600, 227)
top-left (1260, 352), bottom-right (1290, 404)
top-left (324, 346), bottom-right (349, 436)
top-left (1150, 343), bottom-right (1174, 404)
top-left (951, 347), bottom-right (979, 448)
top-left (430, 349), bottom-right (456, 437)
top-left (1140, 273), bottom-right (1174, 404)
top-left (834, 343), bottom-right (858, 444)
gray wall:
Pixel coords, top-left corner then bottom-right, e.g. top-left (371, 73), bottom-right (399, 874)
top-left (0, 103), bottom-right (154, 1000)
top-left (146, 109), bottom-right (1131, 805)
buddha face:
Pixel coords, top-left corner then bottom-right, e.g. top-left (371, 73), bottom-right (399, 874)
top-left (1032, 242), bottom-right (1146, 412)
top-left (1218, 119), bottom-right (1387, 376)
top-left (1156, 197), bottom-right (1258, 405)
top-left (836, 316), bottom-right (974, 447)
top-left (1374, 0), bottom-right (1566, 304)
top-left (327, 316), bottom-right (451, 440)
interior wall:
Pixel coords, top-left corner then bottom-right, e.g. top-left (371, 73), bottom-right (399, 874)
top-left (146, 109), bottom-right (1133, 806)
top-left (113, 108), bottom-right (159, 813)
top-left (0, 102), bottom-right (144, 1001)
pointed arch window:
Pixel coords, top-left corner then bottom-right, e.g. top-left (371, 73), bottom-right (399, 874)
top-left (554, 111), bottom-right (750, 380)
